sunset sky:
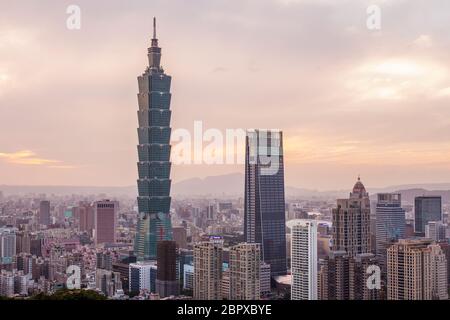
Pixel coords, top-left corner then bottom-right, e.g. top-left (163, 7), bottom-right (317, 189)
top-left (1, 0), bottom-right (450, 190)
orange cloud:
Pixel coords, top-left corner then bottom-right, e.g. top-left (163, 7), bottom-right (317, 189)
top-left (0, 150), bottom-right (73, 167)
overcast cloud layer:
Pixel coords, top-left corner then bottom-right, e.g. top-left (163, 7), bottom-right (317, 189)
top-left (1, 0), bottom-right (450, 190)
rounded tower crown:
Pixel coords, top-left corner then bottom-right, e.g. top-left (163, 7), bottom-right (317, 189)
top-left (350, 175), bottom-right (368, 199)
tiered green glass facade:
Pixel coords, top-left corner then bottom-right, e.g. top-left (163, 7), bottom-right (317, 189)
top-left (135, 19), bottom-right (173, 261)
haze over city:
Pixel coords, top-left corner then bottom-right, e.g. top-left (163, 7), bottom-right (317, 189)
top-left (2, 0), bottom-right (450, 190)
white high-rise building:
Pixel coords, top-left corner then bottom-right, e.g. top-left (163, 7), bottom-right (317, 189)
top-left (291, 220), bottom-right (318, 300)
top-left (425, 221), bottom-right (447, 241)
top-left (129, 261), bottom-right (156, 294)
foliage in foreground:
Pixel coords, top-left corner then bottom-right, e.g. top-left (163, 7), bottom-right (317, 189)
top-left (30, 289), bottom-right (107, 300)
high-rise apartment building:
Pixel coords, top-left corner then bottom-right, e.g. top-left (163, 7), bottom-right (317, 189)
top-left (331, 177), bottom-right (371, 257)
top-left (39, 200), bottom-right (51, 226)
top-left (319, 251), bottom-right (381, 300)
top-left (414, 196), bottom-right (442, 235)
top-left (193, 238), bottom-right (223, 300)
top-left (244, 129), bottom-right (287, 276)
top-left (229, 243), bottom-right (261, 300)
top-left (291, 220), bottom-right (318, 300)
top-left (94, 200), bottom-right (118, 246)
top-left (134, 18), bottom-right (173, 261)
top-left (375, 193), bottom-right (405, 271)
top-left (387, 239), bottom-right (448, 300)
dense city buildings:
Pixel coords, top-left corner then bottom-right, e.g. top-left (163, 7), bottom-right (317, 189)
top-left (387, 239), bottom-right (448, 300)
top-left (134, 18), bottom-right (173, 261)
top-left (244, 129), bottom-right (287, 276)
top-left (291, 220), bottom-right (318, 300)
top-left (193, 238), bottom-right (223, 300)
top-left (414, 196), bottom-right (442, 235)
top-left (228, 243), bottom-right (261, 300)
top-left (331, 177), bottom-right (371, 257)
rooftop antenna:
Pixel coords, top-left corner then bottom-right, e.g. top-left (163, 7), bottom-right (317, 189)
top-left (153, 17), bottom-right (157, 39)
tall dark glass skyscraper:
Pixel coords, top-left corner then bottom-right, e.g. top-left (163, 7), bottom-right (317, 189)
top-left (244, 129), bottom-right (287, 276)
top-left (414, 196), bottom-right (442, 235)
top-left (134, 18), bottom-right (173, 261)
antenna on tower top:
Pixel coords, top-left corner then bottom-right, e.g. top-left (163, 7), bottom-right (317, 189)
top-left (153, 17), bottom-right (157, 39)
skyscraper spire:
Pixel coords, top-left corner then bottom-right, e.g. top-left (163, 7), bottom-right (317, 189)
top-left (148, 17), bottom-right (161, 69)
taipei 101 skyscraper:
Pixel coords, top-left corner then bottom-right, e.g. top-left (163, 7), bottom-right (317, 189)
top-left (134, 18), bottom-right (173, 261)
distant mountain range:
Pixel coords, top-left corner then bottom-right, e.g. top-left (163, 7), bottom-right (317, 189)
top-left (3, 174), bottom-right (450, 202)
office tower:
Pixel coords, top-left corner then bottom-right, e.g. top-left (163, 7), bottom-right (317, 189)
top-left (96, 269), bottom-right (122, 297)
top-left (206, 204), bottom-right (215, 221)
top-left (375, 193), bottom-right (405, 271)
top-left (16, 253), bottom-right (32, 275)
top-left (331, 177), bottom-right (371, 257)
top-left (97, 251), bottom-right (114, 271)
top-left (74, 202), bottom-right (94, 234)
top-left (156, 240), bottom-right (179, 297)
top-left (30, 237), bottom-right (43, 257)
top-left (134, 18), bottom-right (173, 261)
top-left (193, 238), bottom-right (223, 300)
top-left (244, 129), bottom-right (287, 276)
top-left (414, 196), bottom-right (442, 235)
top-left (39, 200), bottom-right (51, 226)
top-left (260, 262), bottom-right (271, 296)
top-left (94, 200), bottom-right (118, 246)
top-left (291, 220), bottom-right (318, 300)
top-left (178, 249), bottom-right (193, 287)
top-left (0, 228), bottom-right (16, 265)
top-left (14, 271), bottom-right (28, 295)
top-left (129, 261), bottom-right (157, 295)
top-left (183, 264), bottom-right (194, 291)
top-left (112, 261), bottom-right (131, 294)
top-left (425, 221), bottom-right (447, 241)
top-left (172, 226), bottom-right (187, 249)
top-left (229, 243), bottom-right (261, 300)
top-left (387, 239), bottom-right (448, 300)
top-left (15, 231), bottom-right (31, 254)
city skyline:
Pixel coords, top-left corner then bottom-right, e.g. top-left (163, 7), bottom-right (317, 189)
top-left (2, 1), bottom-right (450, 190)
